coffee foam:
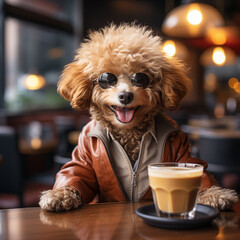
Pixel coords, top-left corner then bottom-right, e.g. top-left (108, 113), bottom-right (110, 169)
top-left (148, 167), bottom-right (203, 178)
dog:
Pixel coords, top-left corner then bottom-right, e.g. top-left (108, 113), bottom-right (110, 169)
top-left (39, 23), bottom-right (238, 212)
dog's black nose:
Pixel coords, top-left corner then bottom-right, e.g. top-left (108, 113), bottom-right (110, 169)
top-left (118, 91), bottom-right (134, 105)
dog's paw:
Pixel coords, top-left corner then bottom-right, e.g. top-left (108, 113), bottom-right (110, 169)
top-left (39, 186), bottom-right (82, 212)
top-left (197, 185), bottom-right (238, 210)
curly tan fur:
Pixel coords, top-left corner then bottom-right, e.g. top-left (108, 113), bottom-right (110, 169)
top-left (39, 186), bottom-right (81, 212)
top-left (58, 63), bottom-right (93, 110)
top-left (198, 186), bottom-right (238, 210)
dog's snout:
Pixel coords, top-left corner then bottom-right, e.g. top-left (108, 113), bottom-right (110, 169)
top-left (118, 91), bottom-right (134, 105)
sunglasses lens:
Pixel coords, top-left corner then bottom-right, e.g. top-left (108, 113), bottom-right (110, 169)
top-left (131, 73), bottom-right (150, 88)
top-left (98, 73), bottom-right (118, 89)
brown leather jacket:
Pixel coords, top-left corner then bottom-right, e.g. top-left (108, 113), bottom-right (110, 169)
top-left (53, 117), bottom-right (218, 204)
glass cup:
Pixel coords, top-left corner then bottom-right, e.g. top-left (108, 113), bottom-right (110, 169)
top-left (148, 162), bottom-right (204, 219)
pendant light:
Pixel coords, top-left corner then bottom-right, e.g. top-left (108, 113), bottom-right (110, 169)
top-left (200, 46), bottom-right (237, 66)
top-left (162, 3), bottom-right (224, 38)
top-left (161, 40), bottom-right (189, 59)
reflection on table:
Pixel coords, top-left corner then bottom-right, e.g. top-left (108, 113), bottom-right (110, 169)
top-left (0, 200), bottom-right (240, 240)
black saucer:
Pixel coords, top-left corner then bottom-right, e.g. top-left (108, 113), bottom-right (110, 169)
top-left (136, 204), bottom-right (219, 229)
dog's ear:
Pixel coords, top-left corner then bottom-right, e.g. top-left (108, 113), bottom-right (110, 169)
top-left (160, 58), bottom-right (191, 110)
top-left (58, 62), bottom-right (93, 111)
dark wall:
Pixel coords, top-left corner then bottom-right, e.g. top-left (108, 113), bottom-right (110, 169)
top-left (82, 0), bottom-right (171, 37)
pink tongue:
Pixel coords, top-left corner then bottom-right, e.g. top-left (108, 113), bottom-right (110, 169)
top-left (116, 107), bottom-right (135, 123)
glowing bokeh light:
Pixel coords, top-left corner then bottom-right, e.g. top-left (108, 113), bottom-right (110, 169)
top-left (187, 9), bottom-right (203, 25)
top-left (228, 77), bottom-right (238, 89)
top-left (24, 74), bottom-right (46, 90)
top-left (207, 28), bottom-right (227, 45)
top-left (30, 137), bottom-right (42, 150)
top-left (162, 40), bottom-right (176, 57)
top-left (234, 82), bottom-right (240, 93)
top-left (212, 47), bottom-right (226, 65)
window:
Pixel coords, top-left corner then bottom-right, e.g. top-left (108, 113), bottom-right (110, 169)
top-left (1, 0), bottom-right (82, 112)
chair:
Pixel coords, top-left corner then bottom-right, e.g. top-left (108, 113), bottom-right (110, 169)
top-left (0, 126), bottom-right (24, 207)
top-left (198, 132), bottom-right (240, 192)
top-left (53, 116), bottom-right (86, 173)
top-left (0, 126), bottom-right (52, 208)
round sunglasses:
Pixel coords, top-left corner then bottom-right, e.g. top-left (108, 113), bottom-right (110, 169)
top-left (97, 72), bottom-right (150, 89)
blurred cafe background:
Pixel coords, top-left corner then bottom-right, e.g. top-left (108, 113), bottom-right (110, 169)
top-left (0, 0), bottom-right (240, 208)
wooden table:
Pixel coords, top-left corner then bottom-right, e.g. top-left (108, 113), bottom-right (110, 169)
top-left (0, 200), bottom-right (240, 240)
